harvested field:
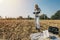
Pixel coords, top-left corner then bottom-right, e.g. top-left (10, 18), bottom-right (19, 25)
top-left (0, 20), bottom-right (60, 40)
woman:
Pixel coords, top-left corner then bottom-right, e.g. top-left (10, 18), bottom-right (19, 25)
top-left (33, 4), bottom-right (41, 32)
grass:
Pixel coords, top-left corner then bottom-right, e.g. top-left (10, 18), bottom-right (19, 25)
top-left (0, 20), bottom-right (60, 40)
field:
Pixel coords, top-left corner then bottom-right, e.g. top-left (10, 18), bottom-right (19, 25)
top-left (0, 20), bottom-right (60, 40)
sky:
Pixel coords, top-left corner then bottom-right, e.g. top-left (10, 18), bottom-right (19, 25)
top-left (0, 0), bottom-right (60, 18)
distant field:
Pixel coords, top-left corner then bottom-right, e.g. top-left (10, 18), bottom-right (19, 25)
top-left (0, 20), bottom-right (60, 40)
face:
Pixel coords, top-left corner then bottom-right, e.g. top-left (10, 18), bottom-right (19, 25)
top-left (35, 4), bottom-right (39, 9)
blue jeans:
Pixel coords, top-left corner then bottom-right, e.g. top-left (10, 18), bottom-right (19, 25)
top-left (35, 16), bottom-right (40, 29)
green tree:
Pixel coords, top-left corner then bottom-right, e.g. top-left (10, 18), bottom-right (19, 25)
top-left (27, 15), bottom-right (34, 20)
top-left (17, 16), bottom-right (23, 20)
top-left (40, 14), bottom-right (49, 20)
top-left (51, 10), bottom-right (60, 19)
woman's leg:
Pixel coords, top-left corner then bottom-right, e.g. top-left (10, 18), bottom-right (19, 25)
top-left (35, 16), bottom-right (40, 32)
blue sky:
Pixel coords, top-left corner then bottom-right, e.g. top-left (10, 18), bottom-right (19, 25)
top-left (34, 0), bottom-right (60, 18)
top-left (0, 0), bottom-right (60, 18)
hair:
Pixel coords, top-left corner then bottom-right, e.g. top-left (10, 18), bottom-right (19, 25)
top-left (35, 4), bottom-right (39, 9)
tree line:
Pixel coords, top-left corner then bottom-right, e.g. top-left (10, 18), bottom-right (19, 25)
top-left (0, 10), bottom-right (60, 20)
top-left (27, 10), bottom-right (60, 20)
top-left (40, 10), bottom-right (60, 20)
